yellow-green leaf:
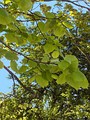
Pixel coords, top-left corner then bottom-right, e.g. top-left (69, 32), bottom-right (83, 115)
top-left (52, 51), bottom-right (59, 58)
top-left (63, 21), bottom-right (73, 29)
top-left (19, 66), bottom-right (28, 73)
top-left (43, 43), bottom-right (56, 54)
top-left (10, 61), bottom-right (18, 73)
top-left (0, 8), bottom-right (12, 25)
top-left (5, 51), bottom-right (18, 61)
top-left (36, 75), bottom-right (48, 88)
top-left (56, 73), bottom-right (66, 84)
top-left (4, 0), bottom-right (11, 4)
top-left (42, 55), bottom-right (49, 62)
top-left (0, 61), bottom-right (4, 69)
top-left (67, 70), bottom-right (89, 90)
top-left (29, 76), bottom-right (35, 83)
top-left (54, 25), bottom-right (66, 37)
top-left (18, 0), bottom-right (32, 11)
top-left (58, 60), bottom-right (70, 71)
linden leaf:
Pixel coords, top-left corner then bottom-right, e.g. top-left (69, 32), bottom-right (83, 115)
top-left (63, 21), bottom-right (73, 29)
top-left (42, 55), bottom-right (49, 62)
top-left (58, 60), bottom-right (70, 71)
top-left (38, 22), bottom-right (46, 33)
top-left (4, 0), bottom-right (11, 4)
top-left (64, 55), bottom-right (78, 64)
top-left (45, 12), bottom-right (55, 18)
top-left (43, 43), bottom-right (56, 54)
top-left (52, 51), bottom-right (59, 58)
top-left (0, 61), bottom-right (4, 69)
top-left (5, 51), bottom-right (18, 61)
top-left (56, 73), bottom-right (66, 84)
top-left (54, 25), bottom-right (66, 37)
top-left (19, 66), bottom-right (28, 73)
top-left (64, 55), bottom-right (78, 71)
top-left (0, 8), bottom-right (12, 25)
top-left (67, 70), bottom-right (89, 90)
top-left (36, 75), bottom-right (48, 88)
top-left (18, 0), bottom-right (32, 11)
top-left (29, 76), bottom-right (35, 83)
top-left (10, 61), bottom-right (18, 73)
top-left (28, 60), bottom-right (37, 68)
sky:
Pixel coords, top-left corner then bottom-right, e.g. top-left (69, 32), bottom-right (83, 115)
top-left (0, 59), bottom-right (13, 93)
top-left (0, 0), bottom-right (88, 93)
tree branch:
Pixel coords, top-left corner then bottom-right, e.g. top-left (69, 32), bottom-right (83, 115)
top-left (0, 40), bottom-right (56, 65)
top-left (41, 0), bottom-right (90, 11)
top-left (4, 65), bottom-right (31, 92)
top-left (64, 0), bottom-right (90, 11)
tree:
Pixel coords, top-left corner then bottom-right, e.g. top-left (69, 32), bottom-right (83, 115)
top-left (0, 0), bottom-right (90, 119)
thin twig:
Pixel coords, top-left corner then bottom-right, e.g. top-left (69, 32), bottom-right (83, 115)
top-left (4, 65), bottom-right (31, 91)
top-left (0, 40), bottom-right (56, 65)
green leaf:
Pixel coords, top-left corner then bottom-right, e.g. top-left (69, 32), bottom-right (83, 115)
top-left (63, 21), bottom-right (73, 29)
top-left (45, 12), bottom-right (55, 18)
top-left (6, 33), bottom-right (18, 43)
top-left (56, 73), bottom-right (66, 84)
top-left (54, 25), bottom-right (66, 37)
top-left (58, 60), bottom-right (70, 71)
top-left (4, 0), bottom-right (11, 4)
top-left (36, 75), bottom-right (48, 88)
top-left (51, 74), bottom-right (58, 79)
top-left (43, 43), bottom-right (56, 54)
top-left (18, 0), bottom-right (32, 11)
top-left (19, 66), bottom-right (28, 73)
top-left (64, 55), bottom-right (78, 64)
top-left (52, 51), bottom-right (59, 58)
top-left (28, 60), bottom-right (37, 68)
top-left (0, 8), bottom-right (12, 25)
top-left (29, 76), bottom-right (35, 83)
top-left (43, 70), bottom-right (53, 82)
top-left (0, 48), bottom-right (7, 58)
top-left (5, 51), bottom-right (18, 61)
top-left (42, 55), bottom-right (49, 62)
top-left (64, 55), bottom-right (78, 71)
top-left (50, 66), bottom-right (60, 73)
top-left (6, 33), bottom-right (27, 45)
top-left (38, 22), bottom-right (46, 33)
top-left (10, 61), bottom-right (18, 72)
top-left (0, 61), bottom-right (4, 69)
top-left (67, 70), bottom-right (89, 90)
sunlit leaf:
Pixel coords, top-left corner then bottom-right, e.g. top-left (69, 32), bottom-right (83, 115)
top-left (51, 74), bottom-right (58, 79)
top-left (28, 60), bottom-right (37, 68)
top-left (64, 55), bottom-right (78, 71)
top-left (10, 60), bottom-right (18, 73)
top-left (0, 8), bottom-right (12, 25)
top-left (52, 51), bottom-right (59, 58)
top-left (18, 0), bottom-right (32, 11)
top-left (64, 55), bottom-right (78, 64)
top-left (0, 61), bottom-right (4, 69)
top-left (42, 55), bottom-right (49, 62)
top-left (54, 25), bottom-right (66, 37)
top-left (4, 0), bottom-right (11, 4)
top-left (58, 60), bottom-right (70, 71)
top-left (67, 70), bottom-right (89, 90)
top-left (5, 51), bottom-right (18, 61)
top-left (63, 21), bottom-right (73, 29)
top-left (43, 43), bottom-right (56, 54)
top-left (56, 73), bottom-right (66, 84)
top-left (29, 76), bottom-right (35, 83)
top-left (36, 75), bottom-right (48, 88)
top-left (19, 66), bottom-right (28, 73)
top-left (45, 12), bottom-right (55, 18)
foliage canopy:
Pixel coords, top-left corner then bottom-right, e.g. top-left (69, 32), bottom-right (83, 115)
top-left (0, 0), bottom-right (90, 119)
